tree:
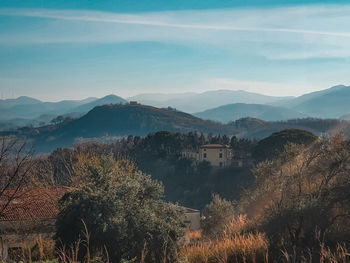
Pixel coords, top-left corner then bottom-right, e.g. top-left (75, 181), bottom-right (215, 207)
top-left (55, 155), bottom-right (185, 263)
top-left (241, 134), bottom-right (350, 260)
top-left (201, 194), bottom-right (235, 237)
top-left (0, 136), bottom-right (34, 216)
top-left (252, 129), bottom-right (317, 162)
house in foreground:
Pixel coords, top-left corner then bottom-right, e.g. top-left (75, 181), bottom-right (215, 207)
top-left (0, 186), bottom-right (201, 260)
top-left (182, 144), bottom-right (233, 167)
top-left (0, 187), bottom-right (71, 260)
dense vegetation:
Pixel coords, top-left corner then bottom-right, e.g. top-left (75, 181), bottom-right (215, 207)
top-left (2, 102), bottom-right (350, 154)
top-left (1, 104), bottom-right (236, 152)
top-left (56, 155), bottom-right (184, 263)
top-left (48, 131), bottom-right (256, 209)
top-left (252, 128), bottom-right (317, 162)
top-left (3, 128), bottom-right (350, 262)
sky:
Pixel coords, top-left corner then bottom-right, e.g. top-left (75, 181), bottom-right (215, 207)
top-left (0, 0), bottom-right (350, 101)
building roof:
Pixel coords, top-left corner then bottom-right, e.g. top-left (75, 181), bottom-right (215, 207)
top-left (0, 186), bottom-right (72, 222)
top-left (200, 144), bottom-right (231, 149)
top-left (182, 207), bottom-right (200, 213)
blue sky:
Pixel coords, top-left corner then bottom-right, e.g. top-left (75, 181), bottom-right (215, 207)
top-left (0, 0), bottom-right (350, 101)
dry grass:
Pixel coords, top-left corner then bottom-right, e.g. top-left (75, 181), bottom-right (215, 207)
top-left (281, 243), bottom-right (350, 263)
top-left (180, 233), bottom-right (269, 263)
top-left (186, 230), bottom-right (202, 240)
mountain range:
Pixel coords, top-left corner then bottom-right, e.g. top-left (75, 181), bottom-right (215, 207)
top-left (2, 84), bottom-right (350, 132)
top-left (3, 104), bottom-right (350, 153)
top-left (0, 95), bottom-right (127, 130)
top-left (277, 85), bottom-right (350, 118)
top-left (128, 90), bottom-right (290, 113)
top-left (2, 104), bottom-right (235, 152)
top-left (195, 103), bottom-right (307, 123)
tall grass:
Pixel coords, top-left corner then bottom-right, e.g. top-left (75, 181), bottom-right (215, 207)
top-left (180, 233), bottom-right (269, 263)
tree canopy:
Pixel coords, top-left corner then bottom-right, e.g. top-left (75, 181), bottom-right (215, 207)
top-left (252, 128), bottom-right (318, 162)
top-left (55, 155), bottom-right (185, 263)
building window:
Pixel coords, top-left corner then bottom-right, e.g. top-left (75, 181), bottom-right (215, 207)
top-left (219, 153), bottom-right (223, 158)
top-left (203, 153), bottom-right (207, 158)
top-left (219, 162), bottom-right (223, 167)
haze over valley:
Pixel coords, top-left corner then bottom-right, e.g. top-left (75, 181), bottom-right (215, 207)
top-left (2, 1), bottom-right (350, 262)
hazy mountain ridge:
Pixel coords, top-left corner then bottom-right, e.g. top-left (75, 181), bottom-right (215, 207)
top-left (229, 117), bottom-right (350, 139)
top-left (3, 103), bottom-right (350, 153)
top-left (2, 84), bottom-right (350, 132)
top-left (3, 104), bottom-right (235, 152)
top-left (0, 96), bottom-right (42, 108)
top-left (128, 90), bottom-right (292, 113)
top-left (276, 85), bottom-right (350, 118)
top-left (195, 103), bottom-right (307, 123)
top-left (0, 95), bottom-right (127, 130)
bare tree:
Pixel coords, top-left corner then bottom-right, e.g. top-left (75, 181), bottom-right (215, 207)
top-left (0, 136), bottom-right (34, 216)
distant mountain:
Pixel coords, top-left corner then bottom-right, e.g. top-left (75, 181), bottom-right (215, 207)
top-left (276, 85), bottom-right (350, 118)
top-left (0, 96), bottom-right (42, 109)
top-left (229, 118), bottom-right (350, 139)
top-left (5, 104), bottom-right (235, 152)
top-left (2, 100), bottom-right (86, 120)
top-left (128, 90), bottom-right (292, 113)
top-left (70, 94), bottom-right (127, 113)
top-left (4, 104), bottom-right (350, 153)
top-left (0, 114), bottom-right (56, 131)
top-left (195, 103), bottom-right (307, 123)
top-left (340, 113), bottom-right (350, 120)
top-left (0, 95), bottom-right (126, 128)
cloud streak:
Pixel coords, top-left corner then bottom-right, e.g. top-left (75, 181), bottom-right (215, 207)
top-left (2, 7), bottom-right (350, 38)
top-left (1, 5), bottom-right (350, 61)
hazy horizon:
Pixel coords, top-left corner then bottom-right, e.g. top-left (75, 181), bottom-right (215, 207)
top-left (1, 84), bottom-right (348, 103)
top-left (1, 0), bottom-right (350, 100)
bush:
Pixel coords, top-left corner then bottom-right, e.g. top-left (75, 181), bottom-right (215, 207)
top-left (241, 134), bottom-right (350, 261)
top-left (201, 194), bottom-right (235, 237)
top-left (55, 155), bottom-right (185, 263)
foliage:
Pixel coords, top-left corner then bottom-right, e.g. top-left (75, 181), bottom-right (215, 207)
top-left (201, 194), bottom-right (235, 237)
top-left (48, 131), bottom-right (256, 209)
top-left (241, 134), bottom-right (350, 260)
top-left (55, 154), bottom-right (185, 263)
top-left (252, 128), bottom-right (317, 162)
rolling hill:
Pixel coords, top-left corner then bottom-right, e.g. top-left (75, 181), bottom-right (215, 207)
top-left (69, 94), bottom-right (127, 113)
top-left (274, 85), bottom-right (350, 118)
top-left (0, 95), bottom-right (127, 130)
top-left (6, 104), bottom-right (236, 152)
top-left (195, 103), bottom-right (307, 123)
top-left (128, 90), bottom-right (292, 113)
top-left (229, 117), bottom-right (350, 139)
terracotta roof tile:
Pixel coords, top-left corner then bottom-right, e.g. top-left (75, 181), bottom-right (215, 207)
top-left (0, 187), bottom-right (72, 222)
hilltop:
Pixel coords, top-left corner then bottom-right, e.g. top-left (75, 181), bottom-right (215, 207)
top-left (5, 104), bottom-right (236, 152)
top-left (275, 85), bottom-right (350, 118)
top-left (195, 103), bottom-right (307, 123)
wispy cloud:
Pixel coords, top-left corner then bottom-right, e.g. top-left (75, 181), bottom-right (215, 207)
top-left (1, 5), bottom-right (350, 60)
top-left (2, 7), bottom-right (350, 38)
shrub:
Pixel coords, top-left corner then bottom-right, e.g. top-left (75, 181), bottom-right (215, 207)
top-left (55, 155), bottom-right (185, 263)
top-left (201, 194), bottom-right (235, 237)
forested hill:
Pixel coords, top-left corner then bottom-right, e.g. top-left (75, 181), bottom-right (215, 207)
top-left (230, 117), bottom-right (350, 139)
top-left (3, 104), bottom-right (350, 153)
top-left (4, 104), bottom-right (236, 152)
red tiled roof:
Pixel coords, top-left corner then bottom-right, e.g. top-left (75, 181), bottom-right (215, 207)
top-left (0, 187), bottom-right (72, 222)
